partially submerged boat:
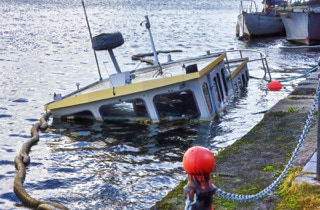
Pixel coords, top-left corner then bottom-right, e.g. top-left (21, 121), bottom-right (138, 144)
top-left (44, 15), bottom-right (271, 124)
top-left (279, 0), bottom-right (320, 45)
top-left (237, 0), bottom-right (285, 38)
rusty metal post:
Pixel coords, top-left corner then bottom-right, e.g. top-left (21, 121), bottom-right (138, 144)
top-left (183, 146), bottom-right (216, 210)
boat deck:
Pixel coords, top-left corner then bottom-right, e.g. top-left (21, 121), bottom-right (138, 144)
top-left (59, 52), bottom-right (225, 99)
top-left (47, 49), bottom-right (270, 107)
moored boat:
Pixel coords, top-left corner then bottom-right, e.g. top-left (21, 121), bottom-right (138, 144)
top-left (237, 0), bottom-right (285, 38)
top-left (279, 0), bottom-right (320, 45)
top-left (44, 13), bottom-right (271, 124)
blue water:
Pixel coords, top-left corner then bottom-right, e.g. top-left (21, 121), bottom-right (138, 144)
top-left (1, 0), bottom-right (320, 209)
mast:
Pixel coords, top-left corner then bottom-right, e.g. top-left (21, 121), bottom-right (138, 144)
top-left (143, 15), bottom-right (160, 67)
top-left (81, 0), bottom-right (102, 81)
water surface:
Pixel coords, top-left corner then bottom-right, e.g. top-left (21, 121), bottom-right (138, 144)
top-left (1, 0), bottom-right (319, 209)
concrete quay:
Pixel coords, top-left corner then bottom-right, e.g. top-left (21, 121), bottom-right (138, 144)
top-left (151, 67), bottom-right (320, 209)
top-left (288, 69), bottom-right (320, 186)
top-left (295, 152), bottom-right (320, 186)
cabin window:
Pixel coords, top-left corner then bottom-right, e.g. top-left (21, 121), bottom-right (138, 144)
top-left (99, 98), bottom-right (149, 122)
top-left (242, 74), bottom-right (247, 87)
top-left (216, 73), bottom-right (224, 101)
top-left (237, 78), bottom-right (243, 89)
top-left (61, 110), bottom-right (95, 122)
top-left (213, 77), bottom-right (221, 103)
top-left (220, 68), bottom-right (228, 94)
top-left (153, 90), bottom-right (199, 121)
top-left (202, 83), bottom-right (213, 113)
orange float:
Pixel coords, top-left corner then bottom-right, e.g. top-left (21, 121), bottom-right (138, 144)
top-left (183, 146), bottom-right (216, 210)
top-left (268, 80), bottom-right (282, 91)
top-left (183, 146), bottom-right (216, 174)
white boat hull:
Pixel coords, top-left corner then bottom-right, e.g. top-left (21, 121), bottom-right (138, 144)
top-left (280, 8), bottom-right (320, 45)
top-left (238, 11), bottom-right (285, 37)
top-left (45, 52), bottom-right (253, 124)
top-left (44, 16), bottom-right (271, 124)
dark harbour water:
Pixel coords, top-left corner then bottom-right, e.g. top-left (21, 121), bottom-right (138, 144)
top-left (1, 0), bottom-right (320, 209)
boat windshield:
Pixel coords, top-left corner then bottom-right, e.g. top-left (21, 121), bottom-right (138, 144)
top-left (153, 90), bottom-right (200, 122)
top-left (99, 98), bottom-right (149, 123)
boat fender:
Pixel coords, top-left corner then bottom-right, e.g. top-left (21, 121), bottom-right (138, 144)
top-left (92, 32), bottom-right (124, 51)
top-left (236, 23), bottom-right (240, 37)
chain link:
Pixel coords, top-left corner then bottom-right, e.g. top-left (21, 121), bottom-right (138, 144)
top-left (215, 80), bottom-right (320, 202)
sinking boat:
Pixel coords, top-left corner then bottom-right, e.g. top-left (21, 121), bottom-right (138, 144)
top-left (279, 0), bottom-right (320, 45)
top-left (237, 0), bottom-right (285, 38)
top-left (44, 14), bottom-right (271, 124)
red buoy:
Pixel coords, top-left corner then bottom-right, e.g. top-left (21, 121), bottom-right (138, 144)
top-left (183, 146), bottom-right (216, 175)
top-left (183, 146), bottom-right (217, 209)
top-left (268, 80), bottom-right (282, 91)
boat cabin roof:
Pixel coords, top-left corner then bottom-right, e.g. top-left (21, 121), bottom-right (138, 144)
top-left (45, 54), bottom-right (230, 111)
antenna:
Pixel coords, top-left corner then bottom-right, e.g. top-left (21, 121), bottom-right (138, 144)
top-left (81, 0), bottom-right (102, 81)
top-left (141, 15), bottom-right (160, 67)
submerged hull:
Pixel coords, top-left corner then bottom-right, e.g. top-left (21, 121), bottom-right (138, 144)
top-left (280, 8), bottom-right (320, 45)
top-left (44, 15), bottom-right (271, 125)
top-left (238, 11), bottom-right (285, 37)
top-left (45, 52), bottom-right (252, 124)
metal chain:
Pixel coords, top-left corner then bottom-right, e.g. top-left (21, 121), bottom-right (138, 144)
top-left (215, 80), bottom-right (320, 202)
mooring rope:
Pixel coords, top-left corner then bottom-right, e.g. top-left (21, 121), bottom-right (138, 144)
top-left (13, 112), bottom-right (68, 210)
top-left (278, 66), bottom-right (318, 83)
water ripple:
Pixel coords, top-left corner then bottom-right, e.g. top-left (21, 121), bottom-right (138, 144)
top-left (0, 0), bottom-right (317, 209)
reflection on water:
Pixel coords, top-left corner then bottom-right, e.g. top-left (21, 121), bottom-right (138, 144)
top-left (47, 119), bottom-right (197, 209)
top-left (1, 0), bottom-right (319, 209)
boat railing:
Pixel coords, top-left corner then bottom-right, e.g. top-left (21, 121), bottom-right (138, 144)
top-left (224, 49), bottom-right (272, 81)
top-left (288, 0), bottom-right (320, 7)
top-left (46, 48), bottom-right (272, 106)
top-left (240, 0), bottom-right (286, 13)
top-left (239, 0), bottom-right (258, 13)
top-left (132, 48), bottom-right (272, 81)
